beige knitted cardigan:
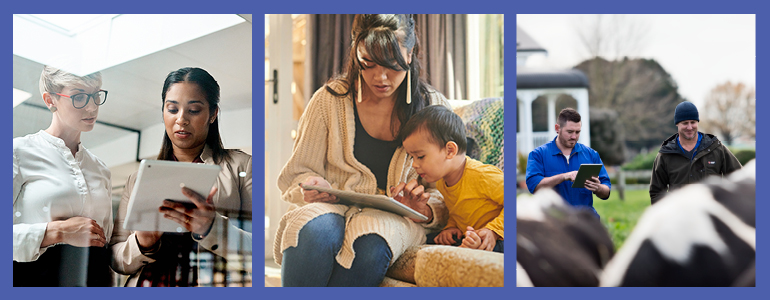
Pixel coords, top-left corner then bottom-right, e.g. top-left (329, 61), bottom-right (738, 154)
top-left (274, 82), bottom-right (450, 269)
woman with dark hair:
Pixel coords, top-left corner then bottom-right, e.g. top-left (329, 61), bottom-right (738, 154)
top-left (274, 14), bottom-right (450, 286)
top-left (110, 67), bottom-right (252, 287)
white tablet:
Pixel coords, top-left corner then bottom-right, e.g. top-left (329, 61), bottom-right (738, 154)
top-left (301, 184), bottom-right (429, 221)
top-left (571, 164), bottom-right (603, 188)
top-left (123, 160), bottom-right (221, 232)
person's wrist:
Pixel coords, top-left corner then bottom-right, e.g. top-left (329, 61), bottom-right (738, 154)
top-left (49, 221), bottom-right (63, 244)
top-left (419, 205), bottom-right (433, 223)
top-left (194, 218), bottom-right (215, 238)
top-left (136, 233), bottom-right (160, 253)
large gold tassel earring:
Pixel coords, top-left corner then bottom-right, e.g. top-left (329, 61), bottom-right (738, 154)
top-left (406, 69), bottom-right (411, 104)
top-left (357, 73), bottom-right (363, 103)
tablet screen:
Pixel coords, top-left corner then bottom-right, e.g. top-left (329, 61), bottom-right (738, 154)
top-left (571, 164), bottom-right (603, 188)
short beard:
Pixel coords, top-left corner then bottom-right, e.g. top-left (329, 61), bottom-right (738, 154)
top-left (681, 132), bottom-right (696, 140)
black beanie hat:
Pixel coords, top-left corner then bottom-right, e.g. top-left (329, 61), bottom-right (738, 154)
top-left (674, 101), bottom-right (699, 125)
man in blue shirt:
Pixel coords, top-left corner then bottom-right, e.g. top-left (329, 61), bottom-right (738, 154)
top-left (526, 108), bottom-right (611, 218)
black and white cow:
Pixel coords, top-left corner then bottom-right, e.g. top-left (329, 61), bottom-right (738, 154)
top-left (516, 189), bottom-right (615, 287)
top-left (517, 160), bottom-right (755, 287)
top-left (600, 160), bottom-right (755, 287)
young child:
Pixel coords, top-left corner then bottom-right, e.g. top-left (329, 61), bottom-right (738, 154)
top-left (398, 105), bottom-right (504, 253)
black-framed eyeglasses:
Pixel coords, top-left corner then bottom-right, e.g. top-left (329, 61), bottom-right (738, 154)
top-left (55, 90), bottom-right (108, 109)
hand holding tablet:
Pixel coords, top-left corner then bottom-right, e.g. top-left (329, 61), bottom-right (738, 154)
top-left (571, 164), bottom-right (603, 188)
top-left (123, 160), bottom-right (221, 233)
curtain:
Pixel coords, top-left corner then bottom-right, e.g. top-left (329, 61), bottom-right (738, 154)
top-left (480, 14), bottom-right (504, 98)
top-left (415, 14), bottom-right (467, 100)
top-left (308, 14), bottom-right (355, 94)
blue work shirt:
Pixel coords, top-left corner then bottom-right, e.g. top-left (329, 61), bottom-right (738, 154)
top-left (525, 137), bottom-right (611, 218)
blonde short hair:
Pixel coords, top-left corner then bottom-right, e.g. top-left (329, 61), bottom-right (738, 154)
top-left (38, 66), bottom-right (102, 98)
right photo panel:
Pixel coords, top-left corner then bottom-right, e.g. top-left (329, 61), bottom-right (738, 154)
top-left (516, 14), bottom-right (755, 287)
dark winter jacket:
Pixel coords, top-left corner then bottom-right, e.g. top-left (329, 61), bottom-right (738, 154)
top-left (649, 132), bottom-right (742, 204)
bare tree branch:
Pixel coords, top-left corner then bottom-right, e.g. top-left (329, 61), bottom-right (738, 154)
top-left (701, 81), bottom-right (756, 145)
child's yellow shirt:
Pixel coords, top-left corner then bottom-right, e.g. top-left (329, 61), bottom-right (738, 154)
top-left (437, 157), bottom-right (504, 239)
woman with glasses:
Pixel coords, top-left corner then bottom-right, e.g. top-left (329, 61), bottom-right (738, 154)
top-left (110, 67), bottom-right (252, 287)
top-left (13, 66), bottom-right (112, 286)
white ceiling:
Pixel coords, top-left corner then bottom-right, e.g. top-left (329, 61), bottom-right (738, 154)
top-left (13, 15), bottom-right (253, 148)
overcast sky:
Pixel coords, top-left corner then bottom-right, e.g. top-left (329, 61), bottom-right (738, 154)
top-left (517, 14), bottom-right (755, 109)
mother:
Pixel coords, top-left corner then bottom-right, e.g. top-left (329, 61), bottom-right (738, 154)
top-left (275, 14), bottom-right (449, 287)
top-left (110, 67), bottom-right (252, 286)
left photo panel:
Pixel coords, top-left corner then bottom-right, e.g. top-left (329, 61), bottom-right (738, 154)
top-left (12, 14), bottom-right (253, 287)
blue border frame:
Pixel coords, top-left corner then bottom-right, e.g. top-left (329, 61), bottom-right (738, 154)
top-left (4, 1), bottom-right (765, 299)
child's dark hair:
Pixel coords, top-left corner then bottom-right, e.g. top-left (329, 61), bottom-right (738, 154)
top-left (399, 105), bottom-right (466, 154)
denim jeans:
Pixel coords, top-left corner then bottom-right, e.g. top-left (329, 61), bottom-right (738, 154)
top-left (281, 213), bottom-right (393, 287)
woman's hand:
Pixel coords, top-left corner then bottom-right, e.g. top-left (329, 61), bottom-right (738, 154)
top-left (43, 217), bottom-right (106, 248)
top-left (159, 186), bottom-right (218, 236)
top-left (434, 227), bottom-right (462, 245)
top-left (300, 176), bottom-right (338, 204)
top-left (391, 179), bottom-right (433, 223)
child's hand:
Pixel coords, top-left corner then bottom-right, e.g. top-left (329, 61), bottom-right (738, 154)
top-left (459, 226), bottom-right (482, 249)
top-left (391, 179), bottom-right (432, 222)
top-left (434, 227), bottom-right (462, 245)
top-left (476, 228), bottom-right (501, 251)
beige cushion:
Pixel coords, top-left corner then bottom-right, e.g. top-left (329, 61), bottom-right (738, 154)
top-left (414, 246), bottom-right (504, 287)
top-left (386, 245), bottom-right (435, 283)
top-left (379, 277), bottom-right (417, 287)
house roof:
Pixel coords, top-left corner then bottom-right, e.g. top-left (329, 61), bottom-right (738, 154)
top-left (517, 69), bottom-right (589, 89)
top-left (517, 25), bottom-right (547, 54)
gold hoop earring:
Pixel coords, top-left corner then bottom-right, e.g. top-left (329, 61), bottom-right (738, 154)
top-left (49, 106), bottom-right (57, 113)
top-left (406, 69), bottom-right (411, 104)
top-left (357, 73), bottom-right (363, 103)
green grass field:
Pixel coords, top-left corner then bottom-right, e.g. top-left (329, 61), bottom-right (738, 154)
top-left (593, 189), bottom-right (651, 251)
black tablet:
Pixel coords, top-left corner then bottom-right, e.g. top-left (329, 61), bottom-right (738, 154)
top-left (571, 164), bottom-right (603, 188)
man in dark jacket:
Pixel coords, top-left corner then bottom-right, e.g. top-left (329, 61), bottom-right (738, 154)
top-left (649, 101), bottom-right (742, 204)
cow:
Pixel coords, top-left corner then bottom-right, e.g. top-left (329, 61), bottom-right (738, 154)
top-left (600, 160), bottom-right (756, 287)
top-left (516, 189), bottom-right (615, 287)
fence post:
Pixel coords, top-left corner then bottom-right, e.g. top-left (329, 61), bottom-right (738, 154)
top-left (617, 166), bottom-right (626, 201)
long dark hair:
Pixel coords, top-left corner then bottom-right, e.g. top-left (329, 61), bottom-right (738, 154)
top-left (326, 14), bottom-right (433, 138)
top-left (158, 67), bottom-right (230, 164)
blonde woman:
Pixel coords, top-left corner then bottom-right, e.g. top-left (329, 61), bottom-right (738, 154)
top-left (13, 66), bottom-right (112, 286)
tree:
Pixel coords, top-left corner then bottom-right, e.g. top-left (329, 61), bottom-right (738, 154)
top-left (575, 57), bottom-right (685, 151)
top-left (590, 108), bottom-right (626, 165)
top-left (700, 82), bottom-right (756, 145)
top-left (574, 14), bottom-right (650, 61)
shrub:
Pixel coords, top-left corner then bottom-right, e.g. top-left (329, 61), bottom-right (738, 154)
top-left (517, 151), bottom-right (527, 175)
top-left (622, 149), bottom-right (659, 171)
top-left (732, 149), bottom-right (756, 166)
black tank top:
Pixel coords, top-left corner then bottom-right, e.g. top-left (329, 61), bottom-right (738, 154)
top-left (353, 101), bottom-right (398, 191)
